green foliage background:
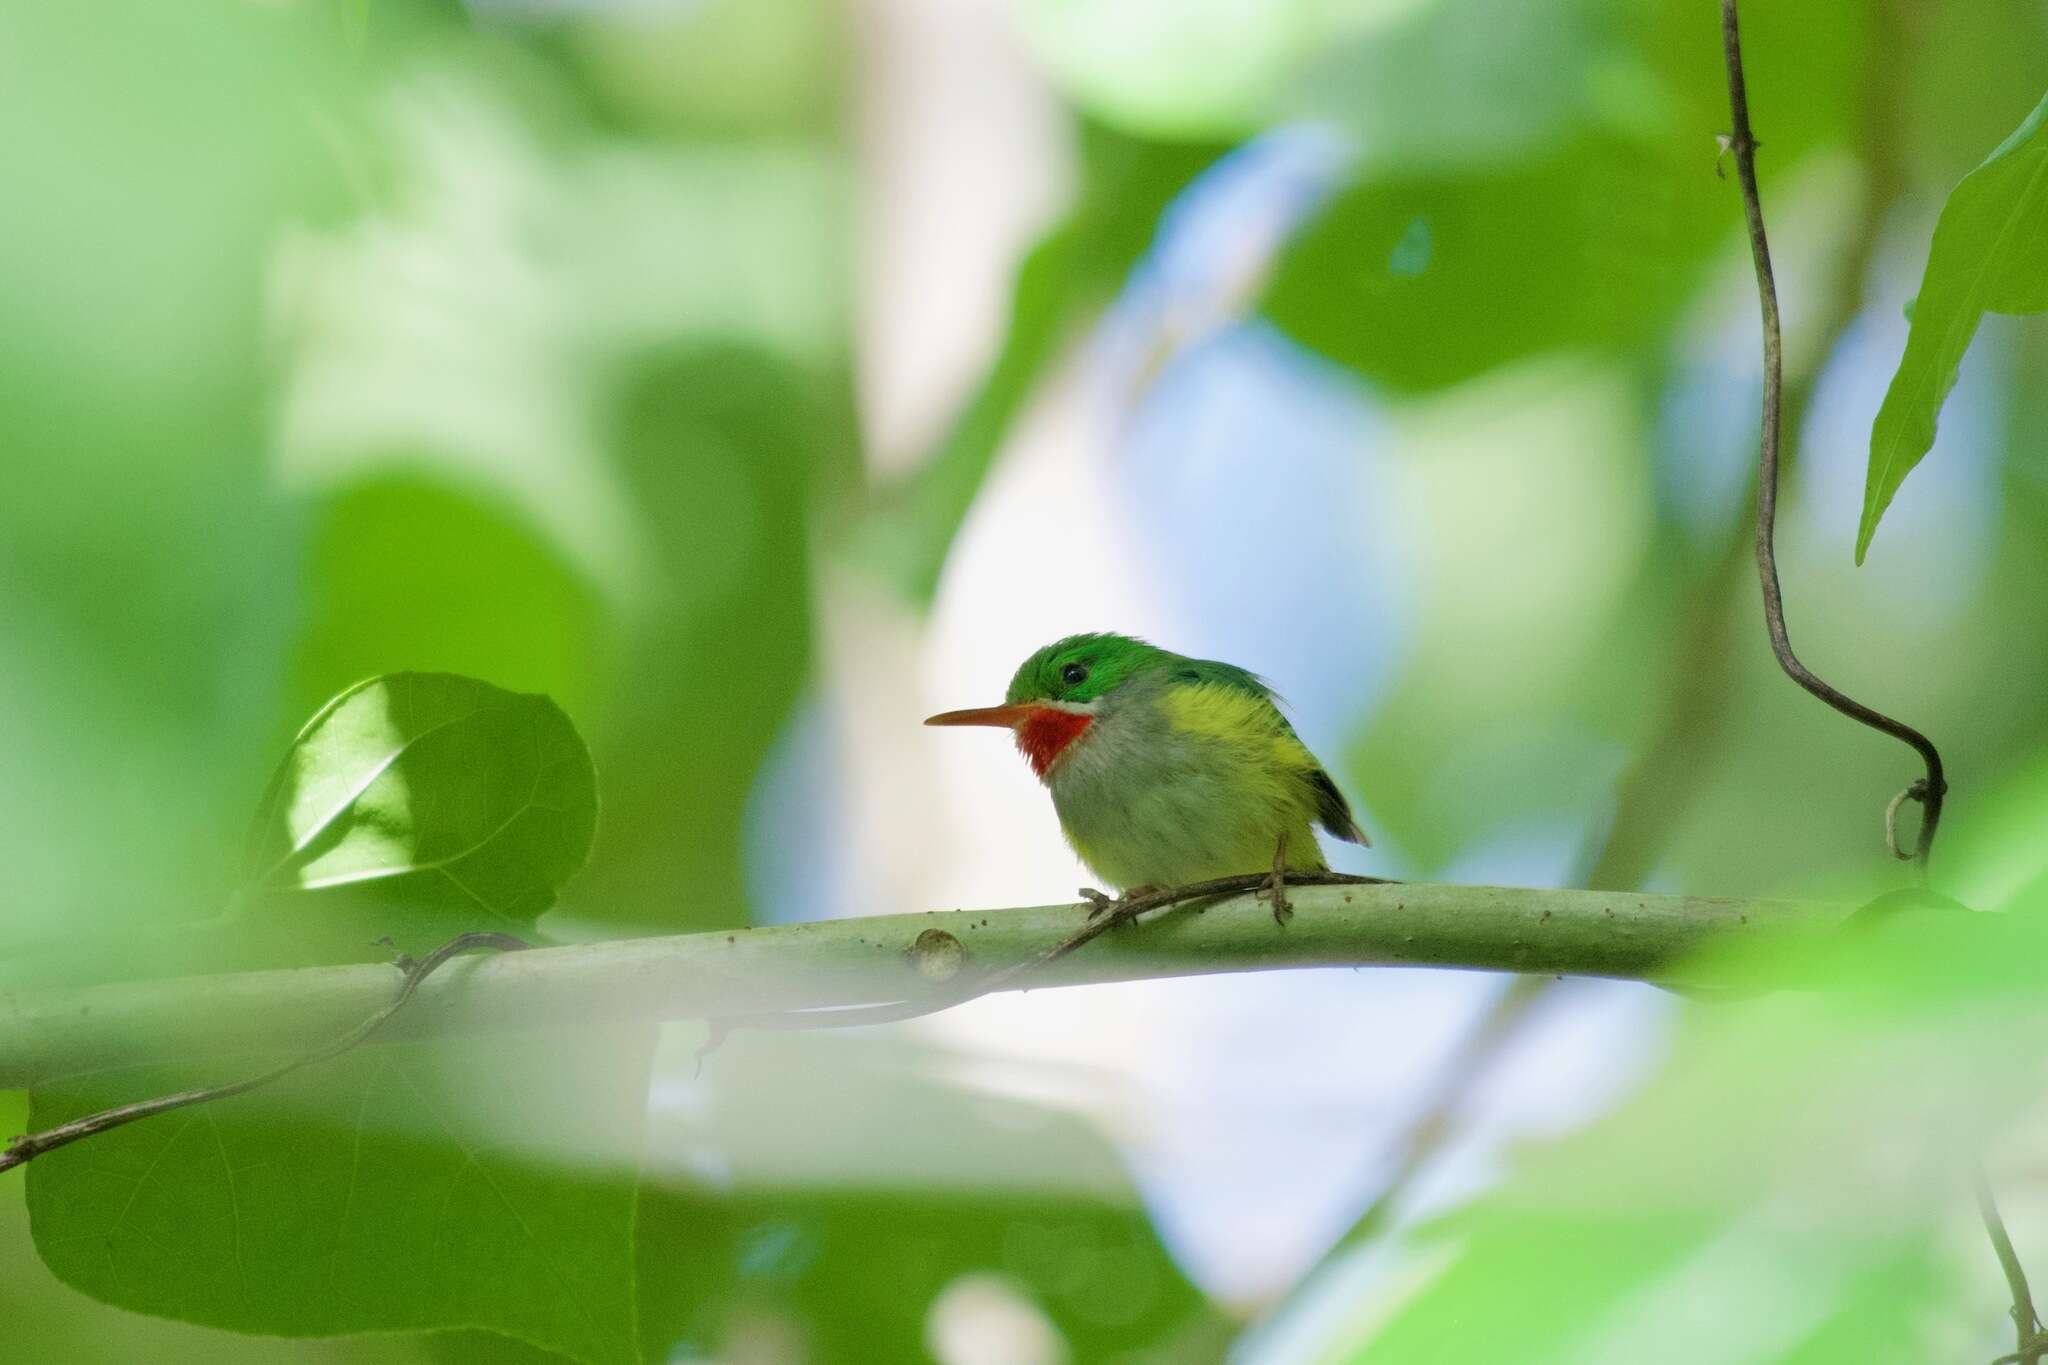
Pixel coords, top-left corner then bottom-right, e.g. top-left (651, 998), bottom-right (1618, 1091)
top-left (4, 0), bottom-right (2048, 1361)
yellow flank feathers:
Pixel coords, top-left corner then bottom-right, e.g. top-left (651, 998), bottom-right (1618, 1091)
top-left (1161, 682), bottom-right (1316, 775)
top-left (1157, 682), bottom-right (1326, 874)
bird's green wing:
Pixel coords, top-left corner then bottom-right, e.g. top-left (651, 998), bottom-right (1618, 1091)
top-left (1169, 655), bottom-right (1371, 847)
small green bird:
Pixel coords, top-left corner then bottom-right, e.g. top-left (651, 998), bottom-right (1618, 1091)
top-left (926, 633), bottom-right (1369, 915)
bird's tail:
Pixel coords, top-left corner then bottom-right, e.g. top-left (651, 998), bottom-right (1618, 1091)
top-left (1310, 768), bottom-right (1372, 847)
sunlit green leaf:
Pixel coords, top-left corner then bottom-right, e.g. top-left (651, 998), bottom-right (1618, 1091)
top-left (27, 1027), bottom-right (653, 1365)
top-left (1857, 90), bottom-right (2048, 563)
top-left (1018, 0), bottom-right (1328, 140)
top-left (566, 0), bottom-right (845, 139)
top-left (245, 672), bottom-right (597, 926)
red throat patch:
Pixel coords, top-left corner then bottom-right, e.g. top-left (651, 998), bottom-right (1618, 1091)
top-left (1014, 706), bottom-right (1094, 779)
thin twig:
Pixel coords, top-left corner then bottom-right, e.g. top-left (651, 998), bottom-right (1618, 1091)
top-left (1280, 0), bottom-right (1922, 1327)
top-left (1295, 974), bottom-right (1554, 1276)
top-left (1979, 1168), bottom-right (2048, 1365)
top-left (1347, 97), bottom-right (1905, 1270)
top-left (1727, 9), bottom-right (2026, 1353)
top-left (1586, 0), bottom-right (1902, 893)
top-left (1300, 8), bottom-right (1915, 1298)
top-left (0, 931), bottom-right (530, 1174)
top-left (1718, 0), bottom-right (1948, 870)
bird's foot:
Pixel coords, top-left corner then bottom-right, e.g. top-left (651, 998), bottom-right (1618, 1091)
top-left (371, 934), bottom-right (417, 976)
top-left (1079, 885), bottom-right (1159, 920)
top-left (1255, 836), bottom-right (1294, 926)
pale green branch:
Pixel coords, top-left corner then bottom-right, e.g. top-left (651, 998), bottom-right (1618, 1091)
top-left (0, 884), bottom-right (1848, 1090)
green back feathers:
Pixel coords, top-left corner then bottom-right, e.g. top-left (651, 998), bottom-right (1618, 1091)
top-left (1162, 655), bottom-right (1276, 699)
top-left (1004, 633), bottom-right (1276, 706)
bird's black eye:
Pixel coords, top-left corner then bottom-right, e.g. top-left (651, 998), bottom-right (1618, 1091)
top-left (1060, 662), bottom-right (1089, 687)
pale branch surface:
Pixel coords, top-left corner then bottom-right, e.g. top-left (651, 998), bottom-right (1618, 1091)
top-left (0, 883), bottom-right (1850, 1090)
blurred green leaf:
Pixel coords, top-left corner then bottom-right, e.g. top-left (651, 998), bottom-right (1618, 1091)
top-left (1287, 0), bottom-right (1670, 173)
top-left (850, 223), bottom-right (1090, 603)
top-left (636, 1187), bottom-right (1225, 1364)
top-left (1, 1169), bottom-right (434, 1365)
top-left (410, 1027), bottom-right (1230, 1365)
top-left (269, 46), bottom-right (853, 935)
top-left (246, 673), bottom-right (597, 928)
top-left (855, 126), bottom-right (1227, 604)
top-left (0, 0), bottom-right (348, 947)
top-left (288, 480), bottom-right (605, 730)
top-left (566, 346), bottom-right (840, 933)
top-left (1857, 90), bottom-right (2048, 563)
top-left (1772, 1245), bottom-right (1953, 1365)
top-left (631, 1028), bottom-right (1229, 1363)
top-left (1267, 136), bottom-right (1727, 392)
top-left (1264, 0), bottom-right (1868, 393)
top-left (1308, 873), bottom-right (2048, 1362)
top-left (1902, 3), bottom-right (2048, 202)
top-left (564, 0), bottom-right (846, 139)
top-left (1018, 0), bottom-right (1330, 140)
top-left (1023, 0), bottom-right (1862, 156)
top-left (1327, 366), bottom-right (1660, 872)
top-left (275, 63), bottom-right (847, 591)
top-left (27, 1027), bottom-right (653, 1365)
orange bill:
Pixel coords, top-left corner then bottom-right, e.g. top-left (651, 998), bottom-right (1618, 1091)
top-left (924, 705), bottom-right (1035, 728)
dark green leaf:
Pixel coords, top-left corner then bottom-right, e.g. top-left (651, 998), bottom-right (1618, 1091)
top-left (246, 672), bottom-right (597, 927)
top-left (1266, 134), bottom-right (1726, 392)
top-left (27, 1027), bottom-right (653, 1365)
top-left (1857, 90), bottom-right (2048, 562)
top-left (1264, 0), bottom-right (1864, 393)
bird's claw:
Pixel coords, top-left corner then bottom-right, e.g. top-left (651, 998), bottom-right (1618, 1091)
top-left (1081, 885), bottom-right (1161, 921)
top-left (1256, 835), bottom-right (1295, 925)
top-left (372, 934), bottom-right (418, 975)
top-left (1257, 876), bottom-right (1294, 925)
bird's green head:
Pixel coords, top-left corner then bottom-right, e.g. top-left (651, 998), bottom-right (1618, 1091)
top-left (924, 633), bottom-right (1172, 779)
top-left (1002, 632), bottom-right (1168, 706)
